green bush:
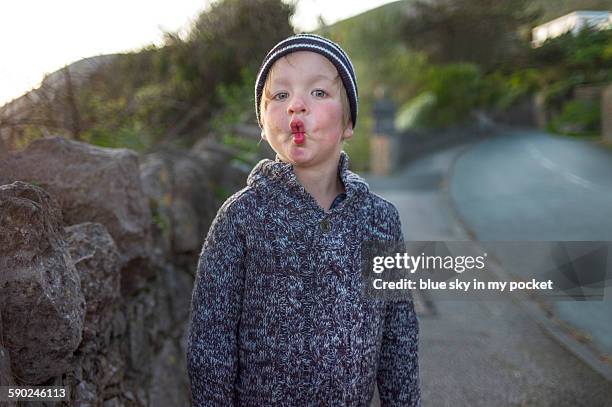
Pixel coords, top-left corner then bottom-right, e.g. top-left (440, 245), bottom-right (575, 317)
top-left (540, 76), bottom-right (584, 111)
top-left (51, 0), bottom-right (297, 152)
top-left (532, 27), bottom-right (612, 81)
top-left (211, 68), bottom-right (257, 133)
top-left (481, 68), bottom-right (542, 111)
top-left (548, 99), bottom-right (601, 137)
top-left (166, 0), bottom-right (295, 121)
top-left (417, 63), bottom-right (485, 127)
top-left (210, 68), bottom-right (261, 165)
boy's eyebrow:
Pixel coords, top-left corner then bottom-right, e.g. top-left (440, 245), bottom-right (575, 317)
top-left (310, 73), bottom-right (335, 82)
top-left (271, 73), bottom-right (335, 86)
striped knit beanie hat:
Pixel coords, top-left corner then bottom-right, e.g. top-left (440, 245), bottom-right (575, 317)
top-left (254, 33), bottom-right (358, 129)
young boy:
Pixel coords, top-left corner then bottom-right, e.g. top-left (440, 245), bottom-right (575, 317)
top-left (187, 34), bottom-right (420, 406)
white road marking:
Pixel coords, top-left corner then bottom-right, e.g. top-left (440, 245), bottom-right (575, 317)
top-left (525, 143), bottom-right (597, 190)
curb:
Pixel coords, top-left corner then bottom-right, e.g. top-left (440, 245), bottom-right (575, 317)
top-left (440, 130), bottom-right (612, 383)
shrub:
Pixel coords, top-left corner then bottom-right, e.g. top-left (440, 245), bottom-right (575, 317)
top-left (417, 63), bottom-right (485, 127)
top-left (548, 99), bottom-right (601, 137)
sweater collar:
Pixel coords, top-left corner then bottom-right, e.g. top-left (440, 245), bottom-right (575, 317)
top-left (247, 150), bottom-right (369, 211)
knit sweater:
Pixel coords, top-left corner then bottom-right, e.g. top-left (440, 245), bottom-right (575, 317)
top-left (186, 151), bottom-right (420, 406)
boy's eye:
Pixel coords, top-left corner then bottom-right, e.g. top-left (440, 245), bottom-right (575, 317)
top-left (273, 92), bottom-right (288, 101)
top-left (312, 89), bottom-right (327, 97)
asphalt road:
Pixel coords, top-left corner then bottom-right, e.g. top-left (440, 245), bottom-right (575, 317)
top-left (450, 130), bottom-right (612, 241)
top-left (450, 129), bottom-right (612, 358)
top-left (365, 132), bottom-right (612, 407)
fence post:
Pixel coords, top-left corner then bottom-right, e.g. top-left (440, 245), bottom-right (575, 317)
top-left (371, 96), bottom-right (397, 175)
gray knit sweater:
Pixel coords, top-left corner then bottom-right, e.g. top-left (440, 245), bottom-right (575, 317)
top-left (186, 151), bottom-right (420, 406)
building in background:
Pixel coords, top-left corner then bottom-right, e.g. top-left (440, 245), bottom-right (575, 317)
top-left (532, 10), bottom-right (611, 47)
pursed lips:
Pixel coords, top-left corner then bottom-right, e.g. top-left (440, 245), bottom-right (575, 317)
top-left (290, 118), bottom-right (306, 145)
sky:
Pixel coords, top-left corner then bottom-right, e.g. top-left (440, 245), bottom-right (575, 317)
top-left (0, 0), bottom-right (396, 107)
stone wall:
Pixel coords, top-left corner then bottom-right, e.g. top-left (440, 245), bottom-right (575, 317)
top-left (0, 136), bottom-right (251, 406)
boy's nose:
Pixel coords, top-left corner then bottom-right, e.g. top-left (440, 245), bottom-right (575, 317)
top-left (287, 96), bottom-right (307, 115)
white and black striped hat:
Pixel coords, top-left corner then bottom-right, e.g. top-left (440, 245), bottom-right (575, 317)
top-left (255, 33), bottom-right (358, 129)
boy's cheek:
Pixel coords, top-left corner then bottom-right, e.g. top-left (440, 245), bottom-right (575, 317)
top-left (268, 120), bottom-right (286, 135)
top-left (320, 100), bottom-right (344, 120)
top-left (317, 106), bottom-right (345, 131)
top-left (263, 106), bottom-right (285, 125)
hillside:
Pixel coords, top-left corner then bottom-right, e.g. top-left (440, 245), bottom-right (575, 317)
top-left (320, 0), bottom-right (612, 55)
top-left (2, 0), bottom-right (609, 157)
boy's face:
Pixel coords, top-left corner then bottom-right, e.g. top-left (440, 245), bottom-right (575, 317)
top-left (261, 51), bottom-right (353, 169)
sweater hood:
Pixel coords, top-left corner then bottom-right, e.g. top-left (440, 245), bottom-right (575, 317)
top-left (247, 150), bottom-right (370, 210)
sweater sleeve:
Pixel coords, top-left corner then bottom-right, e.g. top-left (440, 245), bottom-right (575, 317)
top-left (377, 206), bottom-right (421, 407)
top-left (186, 203), bottom-right (246, 406)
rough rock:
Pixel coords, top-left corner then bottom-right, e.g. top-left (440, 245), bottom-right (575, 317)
top-left (0, 181), bottom-right (85, 384)
top-left (140, 150), bottom-right (218, 255)
top-left (74, 379), bottom-right (97, 406)
top-left (191, 138), bottom-right (251, 191)
top-left (0, 362), bottom-right (17, 406)
top-left (158, 262), bottom-right (193, 329)
top-left (0, 136), bottom-right (152, 272)
top-left (0, 138), bottom-right (239, 403)
top-left (64, 222), bottom-right (121, 344)
top-left (149, 338), bottom-right (190, 407)
top-left (0, 346), bottom-right (16, 395)
top-left (0, 304), bottom-right (14, 392)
